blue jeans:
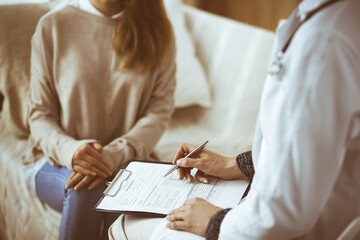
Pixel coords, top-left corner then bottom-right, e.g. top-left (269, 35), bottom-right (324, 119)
top-left (36, 162), bottom-right (119, 240)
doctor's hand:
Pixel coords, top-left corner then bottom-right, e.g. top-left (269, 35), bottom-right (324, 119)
top-left (173, 143), bottom-right (245, 183)
top-left (167, 198), bottom-right (222, 237)
top-left (72, 142), bottom-right (112, 178)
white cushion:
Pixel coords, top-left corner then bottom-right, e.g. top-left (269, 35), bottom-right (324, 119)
top-left (155, 7), bottom-right (276, 162)
top-left (164, 0), bottom-right (212, 108)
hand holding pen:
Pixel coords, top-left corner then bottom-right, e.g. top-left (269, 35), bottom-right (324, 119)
top-left (168, 141), bottom-right (246, 183)
top-left (163, 140), bottom-right (208, 178)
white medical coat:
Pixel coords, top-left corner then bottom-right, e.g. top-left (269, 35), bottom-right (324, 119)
top-left (220, 0), bottom-right (360, 239)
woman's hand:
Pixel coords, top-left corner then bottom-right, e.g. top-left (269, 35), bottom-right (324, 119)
top-left (167, 198), bottom-right (222, 237)
top-left (65, 171), bottom-right (106, 191)
top-left (173, 143), bottom-right (245, 183)
top-left (72, 142), bottom-right (112, 178)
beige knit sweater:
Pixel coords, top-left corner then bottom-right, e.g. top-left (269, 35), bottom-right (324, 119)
top-left (25, 6), bottom-right (176, 171)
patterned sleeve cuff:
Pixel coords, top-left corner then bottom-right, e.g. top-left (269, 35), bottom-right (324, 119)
top-left (205, 208), bottom-right (231, 240)
top-left (236, 150), bottom-right (255, 181)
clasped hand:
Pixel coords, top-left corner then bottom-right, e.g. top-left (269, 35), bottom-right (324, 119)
top-left (65, 142), bottom-right (112, 191)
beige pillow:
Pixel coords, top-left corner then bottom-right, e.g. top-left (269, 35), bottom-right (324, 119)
top-left (164, 0), bottom-right (212, 108)
top-left (0, 3), bottom-right (49, 138)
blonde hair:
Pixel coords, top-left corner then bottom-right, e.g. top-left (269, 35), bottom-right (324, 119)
top-left (113, 0), bottom-right (174, 73)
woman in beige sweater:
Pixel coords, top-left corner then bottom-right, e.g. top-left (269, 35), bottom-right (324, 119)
top-left (25, 0), bottom-right (175, 239)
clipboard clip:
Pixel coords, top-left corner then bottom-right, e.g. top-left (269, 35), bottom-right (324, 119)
top-left (103, 169), bottom-right (132, 197)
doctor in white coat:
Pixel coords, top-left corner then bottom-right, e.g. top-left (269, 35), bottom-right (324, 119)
top-left (161, 0), bottom-right (360, 239)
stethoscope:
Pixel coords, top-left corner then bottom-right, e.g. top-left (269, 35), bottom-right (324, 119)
top-left (268, 0), bottom-right (344, 77)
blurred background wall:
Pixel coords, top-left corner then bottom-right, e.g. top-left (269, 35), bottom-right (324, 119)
top-left (183, 0), bottom-right (302, 31)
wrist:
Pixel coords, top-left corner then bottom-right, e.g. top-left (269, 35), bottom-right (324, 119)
top-left (223, 157), bottom-right (245, 180)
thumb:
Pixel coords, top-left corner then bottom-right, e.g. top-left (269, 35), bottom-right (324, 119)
top-left (176, 157), bottom-right (198, 168)
top-left (91, 142), bottom-right (103, 153)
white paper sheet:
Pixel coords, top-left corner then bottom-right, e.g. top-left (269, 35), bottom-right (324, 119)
top-left (95, 161), bottom-right (249, 215)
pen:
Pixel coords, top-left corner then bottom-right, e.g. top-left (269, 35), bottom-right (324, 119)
top-left (163, 140), bottom-right (209, 177)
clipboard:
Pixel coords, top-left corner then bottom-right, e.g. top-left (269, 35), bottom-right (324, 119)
top-left (93, 160), bottom-right (248, 217)
top-left (94, 160), bottom-right (172, 217)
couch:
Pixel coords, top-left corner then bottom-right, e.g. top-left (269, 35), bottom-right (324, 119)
top-left (0, 1), bottom-right (275, 239)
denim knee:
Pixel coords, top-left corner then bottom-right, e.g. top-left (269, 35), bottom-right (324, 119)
top-left (35, 163), bottom-right (71, 212)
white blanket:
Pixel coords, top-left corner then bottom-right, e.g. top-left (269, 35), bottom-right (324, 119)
top-left (0, 116), bottom-right (60, 240)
